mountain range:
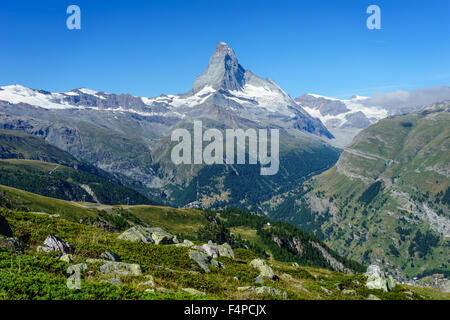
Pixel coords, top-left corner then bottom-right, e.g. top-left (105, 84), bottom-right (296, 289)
top-left (0, 42), bottom-right (339, 212)
top-left (294, 88), bottom-right (450, 147)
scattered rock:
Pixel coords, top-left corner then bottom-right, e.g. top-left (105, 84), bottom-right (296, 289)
top-left (250, 258), bottom-right (276, 280)
top-left (320, 286), bottom-right (331, 294)
top-left (101, 249), bottom-right (121, 262)
top-left (182, 288), bottom-right (206, 296)
top-left (208, 241), bottom-right (235, 259)
top-left (210, 258), bottom-right (225, 269)
top-left (0, 237), bottom-right (24, 254)
top-left (435, 279), bottom-right (450, 293)
top-left (37, 235), bottom-right (72, 254)
top-left (0, 215), bottom-right (13, 237)
top-left (365, 264), bottom-right (396, 292)
top-left (189, 250), bottom-right (224, 273)
top-left (118, 226), bottom-right (176, 245)
top-left (118, 226), bottom-right (154, 243)
top-left (192, 241), bottom-right (235, 259)
top-left (99, 261), bottom-right (142, 276)
top-left (148, 227), bottom-right (177, 245)
top-left (237, 286), bottom-right (288, 299)
top-left (175, 239), bottom-right (194, 247)
top-left (342, 289), bottom-right (357, 296)
top-left (292, 262), bottom-right (299, 267)
top-left (254, 275), bottom-right (265, 284)
top-left (193, 243), bottom-right (219, 258)
top-left (189, 250), bottom-right (211, 272)
top-left (60, 254), bottom-right (73, 263)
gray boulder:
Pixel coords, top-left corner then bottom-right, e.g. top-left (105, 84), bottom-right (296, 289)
top-left (189, 250), bottom-right (224, 273)
top-left (0, 215), bottom-right (13, 237)
top-left (437, 279), bottom-right (450, 293)
top-left (175, 239), bottom-right (194, 247)
top-left (193, 243), bottom-right (220, 258)
top-left (254, 275), bottom-right (265, 284)
top-left (147, 227), bottom-right (177, 245)
top-left (101, 249), bottom-right (121, 262)
top-left (118, 226), bottom-right (176, 245)
top-left (192, 241), bottom-right (235, 259)
top-left (237, 286), bottom-right (288, 299)
top-left (365, 264), bottom-right (396, 292)
top-left (182, 288), bottom-right (206, 296)
top-left (118, 226), bottom-right (154, 243)
top-left (99, 261), bottom-right (142, 276)
top-left (0, 236), bottom-right (24, 254)
top-left (342, 289), bottom-right (357, 296)
top-left (250, 258), bottom-right (276, 280)
top-left (37, 235), bottom-right (72, 254)
top-left (209, 241), bottom-right (235, 259)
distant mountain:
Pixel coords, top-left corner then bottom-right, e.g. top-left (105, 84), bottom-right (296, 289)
top-left (294, 94), bottom-right (386, 147)
top-left (294, 91), bottom-right (448, 147)
top-left (0, 43), bottom-right (332, 138)
top-left (267, 101), bottom-right (450, 280)
top-left (0, 42), bottom-right (339, 212)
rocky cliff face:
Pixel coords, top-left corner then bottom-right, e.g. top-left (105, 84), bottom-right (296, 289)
top-left (193, 42), bottom-right (246, 93)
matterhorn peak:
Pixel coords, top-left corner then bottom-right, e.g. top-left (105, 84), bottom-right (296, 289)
top-left (214, 41), bottom-right (235, 56)
top-left (193, 42), bottom-right (246, 93)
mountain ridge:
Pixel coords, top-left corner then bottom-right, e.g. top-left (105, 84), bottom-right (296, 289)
top-left (0, 42), bottom-right (339, 212)
top-left (266, 101), bottom-right (450, 280)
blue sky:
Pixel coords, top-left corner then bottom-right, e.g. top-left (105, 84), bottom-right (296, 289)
top-left (0, 0), bottom-right (449, 99)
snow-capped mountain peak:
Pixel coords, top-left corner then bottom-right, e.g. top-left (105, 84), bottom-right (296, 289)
top-left (0, 42), bottom-right (333, 139)
top-left (193, 41), bottom-right (245, 93)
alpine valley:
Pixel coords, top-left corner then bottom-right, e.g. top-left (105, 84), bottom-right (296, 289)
top-left (0, 42), bottom-right (449, 294)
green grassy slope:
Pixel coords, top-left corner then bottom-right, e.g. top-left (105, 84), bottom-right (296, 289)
top-left (2, 207), bottom-right (448, 300)
top-left (0, 184), bottom-right (361, 273)
top-left (267, 102), bottom-right (450, 279)
top-left (0, 129), bottom-right (160, 204)
top-left (0, 159), bottom-right (154, 205)
top-left (0, 129), bottom-right (78, 165)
